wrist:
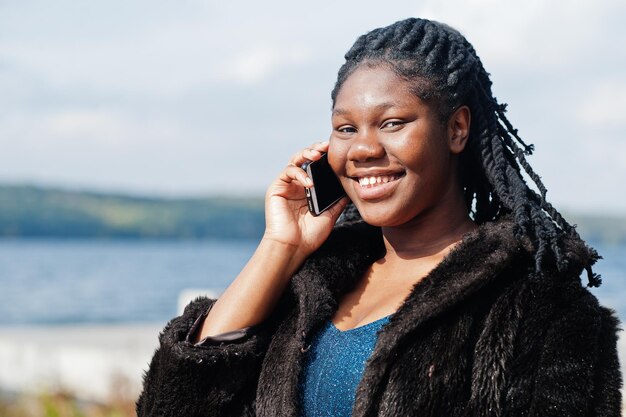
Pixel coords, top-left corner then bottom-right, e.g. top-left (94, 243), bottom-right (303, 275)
top-left (258, 236), bottom-right (308, 276)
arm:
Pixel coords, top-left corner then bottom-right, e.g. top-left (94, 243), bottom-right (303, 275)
top-left (136, 141), bottom-right (348, 417)
top-left (136, 297), bottom-right (275, 417)
top-left (196, 141), bottom-right (347, 339)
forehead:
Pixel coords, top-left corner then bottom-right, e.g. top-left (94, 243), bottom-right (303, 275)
top-left (332, 65), bottom-right (428, 115)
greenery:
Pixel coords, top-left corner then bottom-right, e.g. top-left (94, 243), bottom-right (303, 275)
top-left (565, 212), bottom-right (626, 245)
top-left (0, 184), bottom-right (624, 244)
top-left (0, 390), bottom-right (134, 417)
top-left (0, 185), bottom-right (265, 239)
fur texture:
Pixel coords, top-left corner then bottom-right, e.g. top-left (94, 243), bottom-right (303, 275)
top-left (137, 218), bottom-right (622, 416)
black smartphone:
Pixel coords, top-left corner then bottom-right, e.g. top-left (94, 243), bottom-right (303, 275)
top-left (301, 153), bottom-right (346, 216)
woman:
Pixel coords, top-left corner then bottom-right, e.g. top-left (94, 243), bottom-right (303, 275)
top-left (137, 18), bottom-right (622, 417)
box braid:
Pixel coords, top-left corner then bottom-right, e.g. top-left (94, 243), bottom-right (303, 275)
top-left (332, 18), bottom-right (601, 287)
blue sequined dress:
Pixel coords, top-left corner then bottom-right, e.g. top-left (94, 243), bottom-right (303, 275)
top-left (298, 315), bottom-right (392, 417)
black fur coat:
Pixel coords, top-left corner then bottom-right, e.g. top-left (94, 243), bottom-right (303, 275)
top-left (137, 218), bottom-right (622, 416)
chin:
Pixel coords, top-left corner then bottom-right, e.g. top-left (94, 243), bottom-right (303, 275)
top-left (352, 202), bottom-right (411, 227)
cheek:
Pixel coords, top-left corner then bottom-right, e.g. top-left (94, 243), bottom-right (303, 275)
top-left (398, 133), bottom-right (449, 173)
top-left (327, 140), bottom-right (347, 175)
top-left (328, 141), bottom-right (356, 197)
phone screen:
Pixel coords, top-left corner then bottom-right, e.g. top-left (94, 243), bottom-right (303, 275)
top-left (302, 153), bottom-right (346, 216)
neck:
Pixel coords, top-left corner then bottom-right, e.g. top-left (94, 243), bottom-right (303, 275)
top-left (381, 199), bottom-right (476, 261)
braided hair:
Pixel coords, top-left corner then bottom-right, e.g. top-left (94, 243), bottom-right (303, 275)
top-left (332, 18), bottom-right (601, 286)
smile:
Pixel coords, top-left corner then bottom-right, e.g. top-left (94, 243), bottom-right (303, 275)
top-left (349, 171), bottom-right (405, 201)
top-left (356, 174), bottom-right (403, 187)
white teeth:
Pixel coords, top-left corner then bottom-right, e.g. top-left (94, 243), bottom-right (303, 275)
top-left (357, 175), bottom-right (399, 187)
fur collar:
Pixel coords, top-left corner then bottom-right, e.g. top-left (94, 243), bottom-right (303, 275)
top-left (257, 217), bottom-right (596, 417)
top-left (289, 216), bottom-right (594, 349)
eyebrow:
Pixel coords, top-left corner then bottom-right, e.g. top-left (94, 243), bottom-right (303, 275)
top-left (332, 102), bottom-right (399, 116)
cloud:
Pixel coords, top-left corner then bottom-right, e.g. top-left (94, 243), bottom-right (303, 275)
top-left (578, 80), bottom-right (626, 128)
top-left (0, 0), bottom-right (625, 211)
top-left (415, 0), bottom-right (625, 73)
top-left (2, 108), bottom-right (185, 151)
top-left (220, 45), bottom-right (312, 84)
top-left (43, 110), bottom-right (130, 145)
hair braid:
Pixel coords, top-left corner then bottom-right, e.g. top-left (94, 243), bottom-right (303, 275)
top-left (332, 18), bottom-right (600, 286)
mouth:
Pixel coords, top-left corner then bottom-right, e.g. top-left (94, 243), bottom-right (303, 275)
top-left (350, 172), bottom-right (406, 188)
top-left (348, 171), bottom-right (406, 201)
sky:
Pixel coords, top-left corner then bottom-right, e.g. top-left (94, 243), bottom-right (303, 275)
top-left (1, 0), bottom-right (625, 214)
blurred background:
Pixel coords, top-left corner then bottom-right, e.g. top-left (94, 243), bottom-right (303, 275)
top-left (0, 0), bottom-right (624, 415)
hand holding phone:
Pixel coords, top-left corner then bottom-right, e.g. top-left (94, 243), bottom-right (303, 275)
top-left (301, 153), bottom-right (346, 216)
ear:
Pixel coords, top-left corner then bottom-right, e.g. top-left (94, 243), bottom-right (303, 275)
top-left (447, 105), bottom-right (470, 154)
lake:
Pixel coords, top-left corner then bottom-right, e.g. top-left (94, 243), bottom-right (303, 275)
top-left (0, 238), bottom-right (624, 326)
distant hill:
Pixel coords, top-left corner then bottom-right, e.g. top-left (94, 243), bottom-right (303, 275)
top-left (0, 184), bottom-right (624, 243)
top-left (564, 212), bottom-right (626, 245)
top-left (0, 185), bottom-right (265, 239)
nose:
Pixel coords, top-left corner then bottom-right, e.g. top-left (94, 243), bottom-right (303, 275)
top-left (346, 128), bottom-right (385, 162)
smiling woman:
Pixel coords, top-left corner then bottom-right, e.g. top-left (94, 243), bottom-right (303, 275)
top-left (136, 18), bottom-right (622, 417)
top-left (329, 65), bottom-right (471, 228)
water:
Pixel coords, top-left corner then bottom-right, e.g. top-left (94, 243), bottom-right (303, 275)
top-left (0, 239), bottom-right (257, 325)
top-left (0, 239), bottom-right (624, 326)
top-left (589, 242), bottom-right (626, 319)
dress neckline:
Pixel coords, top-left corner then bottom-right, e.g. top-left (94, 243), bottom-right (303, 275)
top-left (330, 314), bottom-right (392, 334)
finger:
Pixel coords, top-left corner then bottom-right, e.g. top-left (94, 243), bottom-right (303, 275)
top-left (279, 165), bottom-right (313, 187)
top-left (310, 140), bottom-right (329, 152)
top-left (289, 151), bottom-right (318, 168)
top-left (301, 147), bottom-right (323, 161)
top-left (288, 141), bottom-right (330, 167)
top-left (288, 153), bottom-right (310, 169)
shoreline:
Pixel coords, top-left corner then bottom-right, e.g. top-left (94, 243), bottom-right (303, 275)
top-left (1, 322), bottom-right (624, 409)
top-left (0, 323), bottom-right (163, 403)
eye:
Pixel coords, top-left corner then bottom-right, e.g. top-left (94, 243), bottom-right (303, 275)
top-left (336, 125), bottom-right (357, 134)
top-left (381, 120), bottom-right (404, 129)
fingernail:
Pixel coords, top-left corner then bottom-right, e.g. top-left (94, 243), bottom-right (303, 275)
top-left (305, 177), bottom-right (313, 186)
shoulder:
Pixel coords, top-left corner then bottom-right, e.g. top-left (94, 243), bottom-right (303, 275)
top-left (511, 260), bottom-right (620, 362)
top-left (457, 216), bottom-right (617, 335)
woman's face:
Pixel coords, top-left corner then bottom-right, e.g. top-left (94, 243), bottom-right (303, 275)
top-left (328, 65), bottom-right (468, 227)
